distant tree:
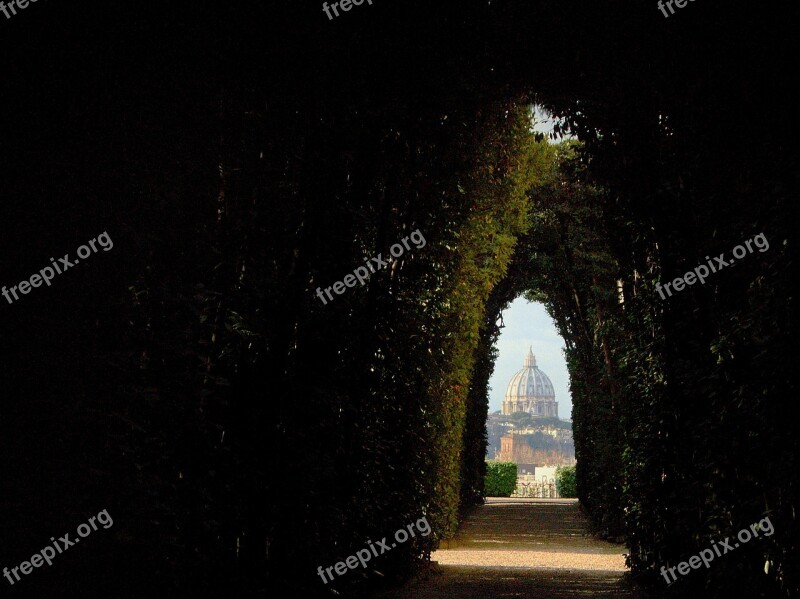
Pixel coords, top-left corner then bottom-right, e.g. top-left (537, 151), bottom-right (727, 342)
top-left (509, 412), bottom-right (534, 428)
top-left (484, 462), bottom-right (518, 497)
top-left (555, 466), bottom-right (577, 498)
top-left (532, 417), bottom-right (571, 430)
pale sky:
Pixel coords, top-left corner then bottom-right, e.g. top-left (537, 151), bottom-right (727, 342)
top-left (487, 297), bottom-right (572, 420)
top-left (530, 105), bottom-right (574, 140)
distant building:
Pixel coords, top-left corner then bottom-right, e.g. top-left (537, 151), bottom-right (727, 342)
top-left (489, 346), bottom-right (574, 469)
top-left (496, 432), bottom-right (574, 466)
top-left (486, 411), bottom-right (513, 458)
top-left (515, 466), bottom-right (561, 498)
top-left (501, 347), bottom-right (558, 417)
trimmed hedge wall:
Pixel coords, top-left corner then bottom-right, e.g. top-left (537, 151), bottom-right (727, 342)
top-left (484, 462), bottom-right (518, 497)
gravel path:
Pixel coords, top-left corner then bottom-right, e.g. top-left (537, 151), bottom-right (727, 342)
top-left (376, 498), bottom-right (645, 598)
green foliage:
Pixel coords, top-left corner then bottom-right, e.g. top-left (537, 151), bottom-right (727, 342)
top-left (13, 4), bottom-right (791, 597)
top-left (555, 466), bottom-right (577, 498)
top-left (192, 94), bottom-right (557, 596)
top-left (469, 112), bottom-right (794, 598)
top-left (484, 462), bottom-right (518, 497)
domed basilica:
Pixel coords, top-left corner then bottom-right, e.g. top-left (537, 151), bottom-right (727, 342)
top-left (501, 347), bottom-right (558, 418)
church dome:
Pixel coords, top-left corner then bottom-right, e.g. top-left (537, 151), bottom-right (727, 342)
top-left (502, 347), bottom-right (558, 417)
top-left (505, 348), bottom-right (555, 400)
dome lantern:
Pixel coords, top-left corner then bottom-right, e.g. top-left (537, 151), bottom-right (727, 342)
top-left (524, 346), bottom-right (537, 368)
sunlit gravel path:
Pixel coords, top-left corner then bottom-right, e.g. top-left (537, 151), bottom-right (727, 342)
top-left (376, 498), bottom-right (646, 599)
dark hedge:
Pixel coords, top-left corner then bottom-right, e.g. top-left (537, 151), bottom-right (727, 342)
top-left (1, 1), bottom-right (795, 598)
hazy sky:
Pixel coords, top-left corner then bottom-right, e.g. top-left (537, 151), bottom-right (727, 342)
top-left (487, 297), bottom-right (572, 420)
top-left (531, 105), bottom-right (556, 135)
top-left (530, 105), bottom-right (575, 141)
